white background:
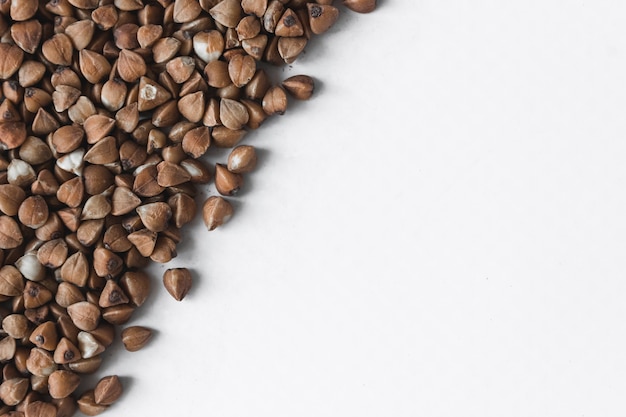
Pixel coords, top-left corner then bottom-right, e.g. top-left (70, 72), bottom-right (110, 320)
top-left (88, 1), bottom-right (626, 416)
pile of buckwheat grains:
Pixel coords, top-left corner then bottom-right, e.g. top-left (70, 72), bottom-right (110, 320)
top-left (0, 0), bottom-right (376, 414)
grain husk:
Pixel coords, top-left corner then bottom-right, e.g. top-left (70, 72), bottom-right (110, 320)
top-left (236, 15), bottom-right (261, 40)
top-left (92, 247), bottom-right (124, 278)
top-left (0, 266), bottom-right (25, 297)
top-left (0, 217), bottom-right (24, 249)
top-left (29, 321), bottom-right (58, 351)
top-left (59, 252), bottom-right (89, 287)
top-left (36, 239), bottom-right (68, 269)
top-left (228, 54), bottom-right (256, 87)
top-left (202, 196), bottom-right (233, 231)
top-left (65, 20), bottom-right (95, 50)
top-left (241, 0), bottom-right (267, 16)
top-left (227, 145), bottom-right (257, 173)
top-left (55, 282), bottom-right (85, 308)
top-left (53, 338), bottom-right (81, 365)
top-left (0, 44), bottom-right (24, 79)
top-left (47, 370), bottom-right (80, 399)
top-left (209, 0), bottom-right (243, 28)
top-left (214, 163), bottom-right (243, 196)
top-left (25, 348), bottom-right (57, 377)
top-left (93, 375), bottom-right (122, 405)
top-left (277, 36), bottom-right (307, 64)
top-left (211, 126), bottom-right (246, 148)
top-left (168, 193), bottom-right (197, 228)
top-left (56, 177), bottom-right (84, 209)
top-left (79, 50), bottom-right (111, 84)
top-left (181, 126), bottom-right (211, 158)
top-left (0, 378), bottom-right (29, 406)
top-left (241, 33), bottom-right (268, 60)
top-left (19, 137), bottom-right (53, 166)
top-left (307, 3), bottom-right (339, 34)
top-left (263, 0), bottom-right (284, 33)
top-left (137, 24), bottom-right (163, 48)
top-left (262, 85), bottom-right (288, 115)
top-left (18, 61), bottom-right (46, 88)
top-left (10, 20), bottom-right (41, 56)
top-left (31, 109), bottom-right (61, 136)
top-left (149, 236), bottom-right (177, 263)
top-left (0, 185), bottom-right (27, 217)
top-left (152, 37), bottom-right (182, 63)
top-left (275, 8), bottom-right (304, 37)
top-left (101, 304), bottom-right (135, 325)
top-left (126, 229), bottom-right (157, 257)
top-left (282, 74), bottom-right (315, 100)
top-left (120, 326), bottom-right (151, 351)
top-left (42, 34), bottom-right (74, 66)
top-left (136, 202), bottom-right (172, 233)
top-left (2, 314), bottom-right (30, 339)
top-left (220, 98), bottom-right (249, 130)
top-left (91, 5), bottom-right (118, 31)
top-left (117, 49), bottom-right (147, 83)
top-left (178, 91), bottom-right (206, 123)
top-left (163, 268), bottom-right (192, 300)
top-left (98, 280), bottom-right (129, 308)
top-left (102, 224), bottom-right (132, 253)
top-left (66, 302), bottom-right (101, 332)
top-left (0, 123), bottom-right (27, 151)
top-left (52, 86), bottom-right (81, 113)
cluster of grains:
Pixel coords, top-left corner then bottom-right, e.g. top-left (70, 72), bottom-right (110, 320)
top-left (0, 0), bottom-right (375, 415)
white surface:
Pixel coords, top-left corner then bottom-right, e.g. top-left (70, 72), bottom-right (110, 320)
top-left (94, 1), bottom-right (626, 416)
